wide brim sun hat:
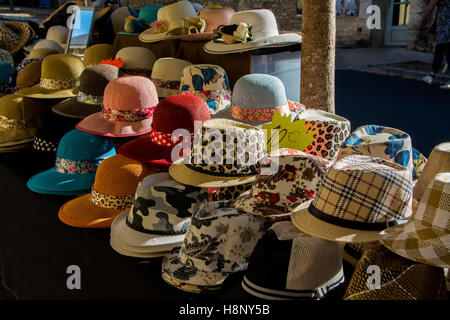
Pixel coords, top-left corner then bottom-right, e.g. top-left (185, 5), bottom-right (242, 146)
top-left (0, 22), bottom-right (35, 54)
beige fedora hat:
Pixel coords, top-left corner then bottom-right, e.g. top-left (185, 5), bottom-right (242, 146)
top-left (45, 25), bottom-right (69, 48)
top-left (204, 9), bottom-right (302, 54)
top-left (115, 46), bottom-right (156, 78)
top-left (139, 1), bottom-right (197, 43)
top-left (291, 155), bottom-right (414, 243)
top-left (33, 39), bottom-right (64, 54)
top-left (110, 7), bottom-right (132, 34)
top-left (150, 57), bottom-right (192, 98)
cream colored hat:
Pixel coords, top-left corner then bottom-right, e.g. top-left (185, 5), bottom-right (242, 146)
top-left (115, 46), bottom-right (156, 78)
top-left (204, 9), bottom-right (302, 54)
top-left (139, 1), bottom-right (197, 43)
top-left (110, 7), bottom-right (132, 34)
top-left (150, 57), bottom-right (192, 98)
top-left (45, 25), bottom-right (69, 48)
top-left (33, 39), bottom-right (64, 54)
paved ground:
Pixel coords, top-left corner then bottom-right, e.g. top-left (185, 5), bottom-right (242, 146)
top-left (0, 6), bottom-right (51, 23)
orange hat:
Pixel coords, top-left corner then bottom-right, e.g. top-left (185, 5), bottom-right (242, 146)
top-left (58, 154), bottom-right (162, 228)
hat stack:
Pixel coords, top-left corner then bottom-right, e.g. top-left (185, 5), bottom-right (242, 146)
top-left (179, 64), bottom-right (232, 115)
top-left (110, 172), bottom-right (208, 258)
top-left (115, 47), bottom-right (156, 78)
top-left (150, 58), bottom-right (192, 98)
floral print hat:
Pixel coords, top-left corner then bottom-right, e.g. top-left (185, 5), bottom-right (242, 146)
top-left (161, 201), bottom-right (266, 292)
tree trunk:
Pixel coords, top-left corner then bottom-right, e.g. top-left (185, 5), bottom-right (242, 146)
top-left (300, 0), bottom-right (336, 113)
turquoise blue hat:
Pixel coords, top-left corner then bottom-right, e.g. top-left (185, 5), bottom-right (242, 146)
top-left (0, 62), bottom-right (13, 83)
top-left (138, 5), bottom-right (162, 24)
top-left (27, 129), bottom-right (116, 195)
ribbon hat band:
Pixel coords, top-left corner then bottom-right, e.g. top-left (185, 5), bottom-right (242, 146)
top-left (39, 77), bottom-right (79, 90)
top-left (77, 91), bottom-right (103, 105)
top-left (150, 78), bottom-right (181, 90)
top-left (0, 115), bottom-right (35, 129)
top-left (151, 129), bottom-right (194, 147)
top-left (55, 157), bottom-right (98, 174)
top-left (230, 100), bottom-right (300, 122)
top-left (90, 186), bottom-right (134, 210)
top-left (101, 105), bottom-right (155, 122)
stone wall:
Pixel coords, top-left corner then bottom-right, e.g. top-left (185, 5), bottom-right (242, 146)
top-left (407, 0), bottom-right (435, 52)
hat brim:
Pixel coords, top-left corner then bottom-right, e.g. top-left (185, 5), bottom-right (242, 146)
top-left (169, 158), bottom-right (259, 188)
top-left (179, 32), bottom-right (215, 42)
top-left (52, 97), bottom-right (102, 119)
top-left (117, 134), bottom-right (173, 165)
top-left (162, 247), bottom-right (229, 287)
top-left (58, 194), bottom-right (123, 228)
top-left (138, 29), bottom-right (179, 43)
top-left (76, 112), bottom-right (152, 137)
top-left (27, 167), bottom-right (95, 195)
top-left (379, 221), bottom-right (450, 268)
top-left (110, 237), bottom-right (169, 258)
top-left (290, 200), bottom-right (382, 243)
top-left (16, 85), bottom-right (78, 99)
top-left (0, 127), bottom-right (36, 145)
top-left (0, 141), bottom-right (32, 152)
top-left (111, 210), bottom-right (186, 250)
top-left (162, 270), bottom-right (222, 294)
top-left (204, 33), bottom-right (302, 54)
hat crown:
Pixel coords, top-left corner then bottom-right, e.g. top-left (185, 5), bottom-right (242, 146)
top-left (115, 47), bottom-right (156, 71)
top-left (151, 94), bottom-right (211, 134)
top-left (126, 172), bottom-right (207, 234)
top-left (232, 74), bottom-right (287, 110)
top-left (93, 154), bottom-right (156, 196)
top-left (0, 94), bottom-right (50, 121)
top-left (138, 5), bottom-right (163, 23)
top-left (181, 201), bottom-right (265, 271)
top-left (83, 44), bottom-right (115, 67)
top-left (415, 172), bottom-right (450, 229)
top-left (103, 76), bottom-right (158, 111)
top-left (46, 25), bottom-right (68, 44)
top-left (41, 54), bottom-right (84, 80)
top-left (230, 9), bottom-right (279, 39)
top-left (157, 0), bottom-right (197, 30)
top-left (16, 60), bottom-right (42, 90)
top-left (79, 64), bottom-right (120, 96)
top-left (151, 57), bottom-right (192, 81)
top-left (311, 155), bottom-right (413, 227)
top-left (56, 129), bottom-right (116, 162)
top-left (34, 39), bottom-right (64, 53)
top-left (180, 64), bottom-right (230, 92)
top-left (198, 7), bottom-right (235, 33)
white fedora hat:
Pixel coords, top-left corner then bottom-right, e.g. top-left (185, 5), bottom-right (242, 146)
top-left (150, 57), bottom-right (192, 98)
top-left (204, 9), bottom-right (302, 54)
top-left (139, 1), bottom-right (197, 43)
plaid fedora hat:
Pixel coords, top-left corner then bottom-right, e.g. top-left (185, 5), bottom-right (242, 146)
top-left (295, 109), bottom-right (351, 161)
top-left (291, 155), bottom-right (414, 243)
top-left (179, 64), bottom-right (231, 115)
top-left (52, 64), bottom-right (121, 119)
top-left (111, 172), bottom-right (208, 257)
top-left (233, 221), bottom-right (345, 300)
top-left (234, 152), bottom-right (332, 220)
top-left (380, 172), bottom-right (450, 268)
top-left (27, 129), bottom-right (116, 196)
top-left (83, 44), bottom-right (116, 67)
top-left (58, 154), bottom-right (160, 228)
top-left (161, 201), bottom-right (266, 292)
top-left (0, 22), bottom-right (35, 54)
top-left (150, 57), bottom-right (192, 98)
top-left (115, 47), bottom-right (156, 78)
top-left (169, 119), bottom-right (267, 188)
top-left (117, 94), bottom-right (211, 166)
top-left (344, 243), bottom-right (448, 300)
top-left (213, 74), bottom-right (304, 127)
top-left (76, 76), bottom-right (158, 137)
top-left (16, 54), bottom-right (85, 99)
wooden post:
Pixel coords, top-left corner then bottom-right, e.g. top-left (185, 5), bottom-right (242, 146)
top-left (300, 0), bottom-right (336, 113)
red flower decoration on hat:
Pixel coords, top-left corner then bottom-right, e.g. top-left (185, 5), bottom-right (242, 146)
top-left (100, 58), bottom-right (126, 69)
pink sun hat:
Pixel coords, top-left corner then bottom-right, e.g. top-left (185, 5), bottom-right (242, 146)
top-left (76, 76), bottom-right (158, 137)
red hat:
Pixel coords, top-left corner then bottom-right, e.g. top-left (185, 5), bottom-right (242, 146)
top-left (118, 94), bottom-right (211, 166)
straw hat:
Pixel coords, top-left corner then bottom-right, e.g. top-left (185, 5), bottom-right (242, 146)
top-left (52, 64), bottom-right (120, 119)
top-left (150, 57), bottom-right (192, 98)
top-left (115, 47), bottom-right (156, 78)
top-left (413, 142), bottom-right (450, 201)
top-left (343, 244), bottom-right (448, 300)
top-left (45, 25), bottom-right (69, 48)
top-left (26, 48), bottom-right (59, 60)
top-left (110, 172), bottom-right (208, 257)
top-left (117, 94), bottom-right (211, 165)
top-left (33, 39), bottom-right (64, 53)
top-left (139, 1), bottom-right (197, 43)
top-left (0, 22), bottom-right (35, 54)
top-left (213, 74), bottom-right (304, 127)
top-left (169, 119), bottom-right (267, 188)
top-left (179, 64), bottom-right (231, 114)
top-left (234, 152), bottom-right (332, 220)
top-left (110, 7), bottom-right (133, 34)
top-left (27, 129), bottom-right (116, 195)
top-left (291, 155), bottom-right (414, 243)
top-left (76, 76), bottom-right (158, 137)
top-left (380, 172), bottom-right (450, 268)
top-left (58, 154), bottom-right (159, 228)
top-left (0, 94), bottom-right (53, 149)
top-left (179, 7), bottom-right (235, 42)
top-left (204, 9), bottom-right (301, 54)
top-left (83, 44), bottom-right (116, 67)
top-left (16, 60), bottom-right (42, 90)
top-left (295, 109), bottom-right (351, 161)
top-left (208, 182), bottom-right (253, 202)
top-left (161, 201), bottom-right (266, 291)
top-left (16, 54), bottom-right (84, 99)
top-left (224, 221), bottom-right (345, 300)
